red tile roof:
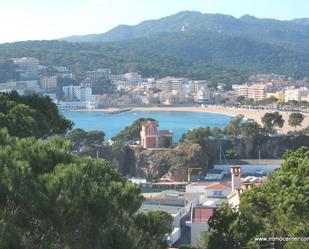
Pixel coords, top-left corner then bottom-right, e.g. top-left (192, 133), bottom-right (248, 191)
top-left (159, 130), bottom-right (173, 135)
top-left (204, 182), bottom-right (231, 190)
top-left (192, 207), bottom-right (215, 223)
top-left (189, 182), bottom-right (214, 186)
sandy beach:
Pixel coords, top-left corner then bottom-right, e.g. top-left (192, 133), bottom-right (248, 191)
top-left (75, 106), bottom-right (309, 133)
top-left (132, 106), bottom-right (309, 133)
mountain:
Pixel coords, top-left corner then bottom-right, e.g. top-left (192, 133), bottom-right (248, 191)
top-left (1, 11), bottom-right (309, 84)
top-left (291, 18), bottom-right (309, 25)
top-left (62, 11), bottom-right (309, 53)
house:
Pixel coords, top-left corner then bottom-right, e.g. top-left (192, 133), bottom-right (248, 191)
top-left (228, 166), bottom-right (267, 209)
top-left (186, 181), bottom-right (231, 198)
top-left (138, 191), bottom-right (201, 246)
top-left (140, 120), bottom-right (173, 149)
top-left (204, 182), bottom-right (231, 198)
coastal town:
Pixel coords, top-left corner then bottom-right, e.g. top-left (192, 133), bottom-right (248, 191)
top-left (0, 0), bottom-right (309, 249)
top-left (1, 57), bottom-right (309, 113)
top-left (1, 1), bottom-right (309, 247)
top-left (120, 120), bottom-right (284, 247)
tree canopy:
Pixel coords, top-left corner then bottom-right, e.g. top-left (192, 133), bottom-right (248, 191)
top-left (0, 92), bottom-right (73, 138)
top-left (0, 129), bottom-right (172, 249)
top-left (261, 112), bottom-right (285, 134)
top-left (288, 112), bottom-right (305, 130)
top-left (112, 118), bottom-right (156, 144)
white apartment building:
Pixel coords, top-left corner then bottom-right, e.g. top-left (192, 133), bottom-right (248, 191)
top-left (13, 57), bottom-right (39, 80)
top-left (63, 85), bottom-right (82, 100)
top-left (40, 76), bottom-right (58, 89)
top-left (194, 88), bottom-right (212, 103)
top-left (189, 80), bottom-right (208, 92)
top-left (53, 66), bottom-right (68, 73)
top-left (155, 77), bottom-right (188, 92)
top-left (80, 87), bottom-right (93, 102)
top-left (236, 84), bottom-right (266, 100)
top-left (285, 87), bottom-right (309, 102)
top-left (86, 69), bottom-right (111, 81)
top-left (110, 72), bottom-right (142, 86)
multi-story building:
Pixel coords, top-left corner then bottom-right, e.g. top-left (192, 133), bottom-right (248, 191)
top-left (40, 76), bottom-right (58, 89)
top-left (285, 87), bottom-right (309, 102)
top-left (13, 57), bottom-right (39, 80)
top-left (63, 85), bottom-right (94, 102)
top-left (194, 88), bottom-right (212, 103)
top-left (53, 66), bottom-right (68, 73)
top-left (155, 77), bottom-right (188, 92)
top-left (63, 85), bottom-right (82, 100)
top-left (236, 84), bottom-right (266, 100)
top-left (123, 72), bottom-right (142, 85)
top-left (86, 69), bottom-right (111, 81)
top-left (110, 72), bottom-right (142, 86)
top-left (80, 87), bottom-right (93, 102)
top-left (189, 80), bottom-right (208, 92)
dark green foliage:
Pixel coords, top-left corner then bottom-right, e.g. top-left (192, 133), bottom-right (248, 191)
top-left (206, 204), bottom-right (239, 249)
top-left (112, 118), bottom-right (156, 144)
top-left (224, 114), bottom-right (245, 138)
top-left (66, 129), bottom-right (105, 151)
top-left (262, 112), bottom-right (285, 134)
top-left (134, 211), bottom-right (173, 248)
top-left (288, 112), bottom-right (305, 130)
top-left (182, 127), bottom-right (212, 150)
top-left (0, 93), bottom-right (73, 138)
top-left (0, 129), bottom-right (171, 249)
top-left (0, 60), bottom-right (19, 82)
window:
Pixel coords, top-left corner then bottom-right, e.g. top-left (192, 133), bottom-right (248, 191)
top-left (213, 191), bottom-right (223, 196)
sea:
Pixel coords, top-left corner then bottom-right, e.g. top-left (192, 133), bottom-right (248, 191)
top-left (63, 111), bottom-right (231, 141)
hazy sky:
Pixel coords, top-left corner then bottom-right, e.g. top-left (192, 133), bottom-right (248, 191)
top-left (0, 0), bottom-right (308, 43)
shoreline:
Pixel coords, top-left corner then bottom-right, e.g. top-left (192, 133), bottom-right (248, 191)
top-left (67, 106), bottom-right (309, 133)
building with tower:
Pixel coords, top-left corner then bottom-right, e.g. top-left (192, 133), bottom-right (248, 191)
top-left (140, 120), bottom-right (173, 149)
top-left (231, 165), bottom-right (242, 192)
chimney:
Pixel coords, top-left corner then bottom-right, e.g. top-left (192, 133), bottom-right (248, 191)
top-left (231, 165), bottom-right (242, 192)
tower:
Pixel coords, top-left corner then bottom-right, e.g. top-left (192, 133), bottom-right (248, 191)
top-left (140, 121), bottom-right (159, 149)
top-left (231, 165), bottom-right (242, 192)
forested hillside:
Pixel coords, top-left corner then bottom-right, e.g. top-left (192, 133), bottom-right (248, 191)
top-left (1, 31), bottom-right (309, 85)
top-left (63, 11), bottom-right (309, 54)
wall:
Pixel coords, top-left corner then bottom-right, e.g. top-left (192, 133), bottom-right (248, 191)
top-left (205, 188), bottom-right (231, 198)
top-left (214, 164), bottom-right (279, 174)
top-left (191, 223), bottom-right (209, 247)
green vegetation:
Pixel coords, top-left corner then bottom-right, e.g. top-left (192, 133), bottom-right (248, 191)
top-left (112, 118), bottom-right (156, 144)
top-left (0, 60), bottom-right (19, 82)
top-left (0, 129), bottom-right (172, 249)
top-left (205, 146), bottom-right (309, 249)
top-left (0, 93), bottom-right (72, 138)
top-left (236, 96), bottom-right (279, 106)
top-left (183, 115), bottom-right (263, 144)
top-left (1, 30), bottom-right (309, 86)
top-left (66, 128), bottom-right (105, 151)
top-left (261, 112), bottom-right (285, 134)
top-left (288, 112), bottom-right (305, 130)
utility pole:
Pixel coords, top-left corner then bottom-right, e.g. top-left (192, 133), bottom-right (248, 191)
top-left (219, 144), bottom-right (222, 165)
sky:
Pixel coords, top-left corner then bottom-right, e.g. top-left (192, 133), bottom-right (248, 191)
top-left (0, 0), bottom-right (308, 43)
